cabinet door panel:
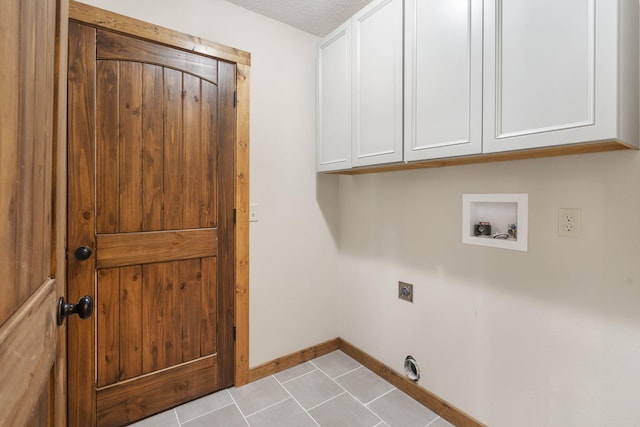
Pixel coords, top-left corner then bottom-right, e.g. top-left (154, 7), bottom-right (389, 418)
top-left (352, 0), bottom-right (403, 167)
top-left (483, 0), bottom-right (620, 152)
top-left (500, 0), bottom-right (593, 135)
top-left (404, 0), bottom-right (483, 161)
top-left (317, 24), bottom-right (351, 172)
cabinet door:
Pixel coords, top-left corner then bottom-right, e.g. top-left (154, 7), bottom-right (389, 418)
top-left (483, 0), bottom-right (619, 152)
top-left (317, 23), bottom-right (352, 172)
top-left (404, 0), bottom-right (483, 161)
top-left (352, 0), bottom-right (403, 167)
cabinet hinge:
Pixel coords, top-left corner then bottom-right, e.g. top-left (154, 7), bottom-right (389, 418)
top-left (233, 325), bottom-right (237, 341)
top-left (233, 91), bottom-right (237, 108)
top-left (233, 208), bottom-right (237, 224)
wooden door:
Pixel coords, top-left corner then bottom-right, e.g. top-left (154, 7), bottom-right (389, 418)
top-left (67, 22), bottom-right (237, 426)
top-left (0, 0), bottom-right (68, 425)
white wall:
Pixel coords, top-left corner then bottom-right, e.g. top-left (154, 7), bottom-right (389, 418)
top-left (75, 2), bottom-right (640, 425)
top-left (80, 0), bottom-right (342, 366)
top-left (338, 150), bottom-right (640, 426)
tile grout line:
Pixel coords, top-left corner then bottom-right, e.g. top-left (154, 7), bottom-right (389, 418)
top-left (176, 390), bottom-right (238, 425)
top-left (273, 373), bottom-right (322, 427)
top-left (333, 381), bottom-right (386, 425)
top-left (425, 416), bottom-right (443, 427)
top-left (366, 387), bottom-right (442, 427)
top-left (279, 366), bottom-right (320, 385)
top-left (308, 359), bottom-right (386, 425)
top-left (177, 390), bottom-right (239, 426)
top-left (242, 395), bottom-right (291, 418)
top-left (308, 358), bottom-right (363, 379)
top-left (364, 386), bottom-right (398, 406)
top-left (305, 390), bottom-right (348, 412)
top-left (227, 389), bottom-right (252, 427)
top-left (332, 364), bottom-right (365, 381)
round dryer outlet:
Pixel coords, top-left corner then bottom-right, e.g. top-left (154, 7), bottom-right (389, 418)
top-left (404, 355), bottom-right (420, 382)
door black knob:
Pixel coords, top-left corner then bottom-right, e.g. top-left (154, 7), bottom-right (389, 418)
top-left (74, 245), bottom-right (93, 260)
top-left (57, 295), bottom-right (94, 325)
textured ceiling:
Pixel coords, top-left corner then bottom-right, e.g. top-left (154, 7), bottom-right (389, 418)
top-left (226, 0), bottom-right (373, 37)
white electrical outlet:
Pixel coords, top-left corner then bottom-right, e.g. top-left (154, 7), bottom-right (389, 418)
top-left (558, 208), bottom-right (581, 238)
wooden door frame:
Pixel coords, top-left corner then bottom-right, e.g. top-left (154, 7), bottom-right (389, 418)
top-left (67, 1), bottom-right (251, 389)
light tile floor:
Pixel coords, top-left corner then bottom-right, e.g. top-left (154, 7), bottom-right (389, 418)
top-left (128, 350), bottom-right (454, 427)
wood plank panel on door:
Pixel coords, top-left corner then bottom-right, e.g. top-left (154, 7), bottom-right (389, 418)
top-left (0, 0), bottom-right (21, 324)
top-left (200, 80), bottom-right (218, 228)
top-left (183, 73), bottom-right (204, 229)
top-left (97, 29), bottom-right (219, 84)
top-left (96, 229), bottom-right (218, 268)
top-left (96, 356), bottom-right (218, 426)
top-left (96, 268), bottom-right (120, 387)
top-left (15, 0), bottom-right (38, 303)
top-left (119, 265), bottom-right (144, 381)
top-left (200, 256), bottom-right (218, 356)
top-left (118, 61), bottom-right (144, 233)
top-left (163, 67), bottom-right (186, 231)
top-left (96, 60), bottom-right (120, 235)
top-left (142, 64), bottom-right (165, 231)
top-left (181, 258), bottom-right (204, 361)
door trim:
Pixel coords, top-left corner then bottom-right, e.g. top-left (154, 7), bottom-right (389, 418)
top-left (69, 1), bottom-right (250, 66)
top-left (68, 0), bottom-right (251, 388)
top-left (54, 0), bottom-right (70, 425)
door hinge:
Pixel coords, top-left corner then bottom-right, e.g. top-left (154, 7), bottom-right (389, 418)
top-left (233, 91), bottom-right (237, 108)
top-left (233, 325), bottom-right (236, 341)
top-left (233, 208), bottom-right (237, 224)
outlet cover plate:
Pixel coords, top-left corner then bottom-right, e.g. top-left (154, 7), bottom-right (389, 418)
top-left (398, 282), bottom-right (413, 303)
top-left (250, 203), bottom-right (259, 222)
top-left (558, 208), bottom-right (581, 238)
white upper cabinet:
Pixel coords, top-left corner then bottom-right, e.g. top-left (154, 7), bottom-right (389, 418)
top-left (317, 0), bottom-right (402, 171)
top-left (352, 0), bottom-right (403, 167)
top-left (317, 0), bottom-right (638, 173)
top-left (404, 0), bottom-right (483, 161)
top-left (317, 23), bottom-right (352, 172)
top-left (483, 0), bottom-right (639, 152)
